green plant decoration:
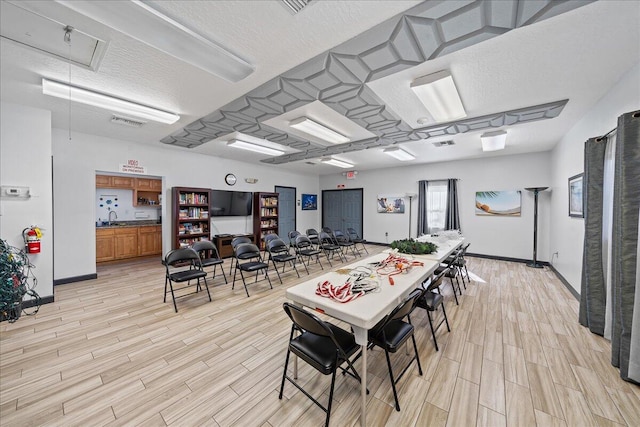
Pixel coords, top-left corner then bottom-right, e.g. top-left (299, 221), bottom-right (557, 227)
top-left (390, 238), bottom-right (438, 255)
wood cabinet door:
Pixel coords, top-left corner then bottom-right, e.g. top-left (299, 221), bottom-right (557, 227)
top-left (96, 175), bottom-right (112, 188)
top-left (151, 179), bottom-right (162, 191)
top-left (96, 229), bottom-right (115, 262)
top-left (139, 226), bottom-right (162, 256)
top-left (112, 176), bottom-right (134, 189)
top-left (114, 229), bottom-right (138, 259)
top-left (136, 178), bottom-right (152, 190)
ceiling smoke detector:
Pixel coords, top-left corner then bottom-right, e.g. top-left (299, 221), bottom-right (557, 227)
top-left (432, 140), bottom-right (455, 147)
top-left (110, 115), bottom-right (146, 128)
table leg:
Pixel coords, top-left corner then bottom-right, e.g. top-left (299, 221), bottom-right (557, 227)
top-left (352, 327), bottom-right (368, 427)
top-left (361, 343), bottom-right (367, 426)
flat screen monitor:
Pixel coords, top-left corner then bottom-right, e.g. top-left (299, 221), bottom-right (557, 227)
top-left (210, 190), bottom-right (252, 216)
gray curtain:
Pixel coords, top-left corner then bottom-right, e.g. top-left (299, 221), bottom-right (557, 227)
top-left (445, 179), bottom-right (460, 231)
top-left (579, 137), bottom-right (607, 334)
top-left (417, 180), bottom-right (428, 236)
top-left (580, 109), bottom-right (640, 384)
top-left (610, 110), bottom-right (640, 383)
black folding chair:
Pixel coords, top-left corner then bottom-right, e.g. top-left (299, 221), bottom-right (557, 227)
top-left (191, 240), bottom-right (227, 284)
top-left (333, 229), bottom-right (360, 258)
top-left (266, 237), bottom-right (300, 283)
top-left (319, 231), bottom-right (346, 266)
top-left (228, 236), bottom-right (252, 276)
top-left (364, 290), bottom-right (423, 411)
top-left (415, 272), bottom-right (451, 351)
top-left (347, 227), bottom-right (368, 254)
top-left (163, 248), bottom-right (210, 312)
top-left (232, 243), bottom-right (272, 297)
top-left (279, 303), bottom-right (364, 427)
top-left (294, 235), bottom-right (323, 274)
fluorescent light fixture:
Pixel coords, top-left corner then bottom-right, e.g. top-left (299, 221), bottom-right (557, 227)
top-left (227, 139), bottom-right (284, 156)
top-left (320, 157), bottom-right (353, 168)
top-left (289, 117), bottom-right (349, 144)
top-left (410, 70), bottom-right (466, 123)
top-left (383, 146), bottom-right (415, 161)
top-left (481, 130), bottom-right (507, 151)
top-left (56, 0), bottom-right (254, 82)
top-left (42, 78), bottom-right (180, 124)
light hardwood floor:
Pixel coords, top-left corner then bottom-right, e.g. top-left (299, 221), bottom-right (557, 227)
top-left (1, 245), bottom-right (639, 426)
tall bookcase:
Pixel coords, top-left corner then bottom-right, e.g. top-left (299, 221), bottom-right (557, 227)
top-left (172, 187), bottom-right (211, 249)
top-left (253, 192), bottom-right (279, 249)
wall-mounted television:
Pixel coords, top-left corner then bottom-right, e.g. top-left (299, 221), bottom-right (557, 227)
top-left (210, 190), bottom-right (252, 216)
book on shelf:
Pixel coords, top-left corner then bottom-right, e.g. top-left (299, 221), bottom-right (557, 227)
top-left (179, 192), bottom-right (208, 205)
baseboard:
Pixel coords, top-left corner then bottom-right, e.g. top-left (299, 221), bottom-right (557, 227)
top-left (466, 252), bottom-right (550, 266)
top-left (54, 273), bottom-right (97, 286)
top-left (1, 294), bottom-right (54, 322)
top-left (364, 241), bottom-right (391, 247)
top-left (22, 295), bottom-right (54, 308)
top-left (547, 263), bottom-right (580, 301)
top-left (467, 253), bottom-right (579, 301)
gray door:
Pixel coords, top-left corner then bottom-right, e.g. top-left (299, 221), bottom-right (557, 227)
top-left (322, 189), bottom-right (363, 236)
top-left (275, 186), bottom-right (296, 240)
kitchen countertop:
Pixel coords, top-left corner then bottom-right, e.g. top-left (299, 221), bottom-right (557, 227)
top-left (96, 220), bottom-right (162, 229)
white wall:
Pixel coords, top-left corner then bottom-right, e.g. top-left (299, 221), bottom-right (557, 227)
top-left (549, 61), bottom-right (640, 294)
top-left (320, 152), bottom-right (552, 261)
top-left (0, 102), bottom-right (54, 300)
top-left (52, 129), bottom-right (320, 281)
top-left (95, 188), bottom-right (160, 223)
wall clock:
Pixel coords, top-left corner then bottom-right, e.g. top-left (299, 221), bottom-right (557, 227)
top-left (225, 173), bottom-right (237, 186)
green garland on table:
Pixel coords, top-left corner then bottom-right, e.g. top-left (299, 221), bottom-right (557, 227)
top-left (390, 238), bottom-right (438, 255)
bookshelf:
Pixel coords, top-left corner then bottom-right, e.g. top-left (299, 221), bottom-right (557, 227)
top-left (172, 187), bottom-right (211, 249)
top-left (253, 192), bottom-right (279, 250)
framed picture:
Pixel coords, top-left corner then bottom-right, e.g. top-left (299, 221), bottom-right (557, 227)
top-left (568, 173), bottom-right (584, 217)
top-left (301, 194), bottom-right (317, 210)
top-left (475, 190), bottom-right (521, 216)
top-left (377, 194), bottom-right (405, 213)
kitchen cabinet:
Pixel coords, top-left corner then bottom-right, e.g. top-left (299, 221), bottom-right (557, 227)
top-left (96, 175), bottom-right (134, 189)
top-left (96, 175), bottom-right (112, 188)
top-left (134, 178), bottom-right (162, 207)
top-left (136, 178), bottom-right (162, 191)
top-left (96, 225), bottom-right (161, 262)
top-left (96, 229), bottom-right (116, 262)
top-left (139, 226), bottom-right (162, 256)
top-left (114, 228), bottom-right (138, 259)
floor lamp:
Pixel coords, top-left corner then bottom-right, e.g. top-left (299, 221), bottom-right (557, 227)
top-left (406, 193), bottom-right (416, 239)
top-left (525, 187), bottom-right (548, 268)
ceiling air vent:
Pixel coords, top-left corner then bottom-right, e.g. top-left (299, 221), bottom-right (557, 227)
top-left (281, 0), bottom-right (313, 14)
top-left (432, 140), bottom-right (455, 147)
top-left (111, 115), bottom-right (146, 128)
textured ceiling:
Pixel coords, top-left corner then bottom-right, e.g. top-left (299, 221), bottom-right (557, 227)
top-left (1, 0), bottom-right (639, 175)
top-left (161, 0), bottom-right (589, 164)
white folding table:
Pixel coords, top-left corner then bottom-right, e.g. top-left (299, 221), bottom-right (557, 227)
top-left (285, 252), bottom-right (438, 426)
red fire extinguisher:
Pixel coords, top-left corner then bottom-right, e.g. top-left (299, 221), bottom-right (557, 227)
top-left (22, 226), bottom-right (42, 254)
